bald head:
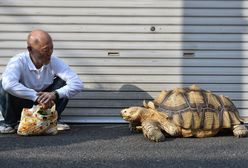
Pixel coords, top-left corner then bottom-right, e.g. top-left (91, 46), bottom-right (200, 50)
top-left (27, 29), bottom-right (52, 48)
top-left (27, 29), bottom-right (54, 68)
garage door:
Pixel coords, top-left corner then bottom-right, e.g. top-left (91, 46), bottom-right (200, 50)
top-left (0, 0), bottom-right (247, 123)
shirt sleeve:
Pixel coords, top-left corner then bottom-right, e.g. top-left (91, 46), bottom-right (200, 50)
top-left (51, 57), bottom-right (83, 98)
top-left (2, 56), bottom-right (38, 101)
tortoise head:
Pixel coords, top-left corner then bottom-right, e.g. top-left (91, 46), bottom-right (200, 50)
top-left (121, 106), bottom-right (147, 122)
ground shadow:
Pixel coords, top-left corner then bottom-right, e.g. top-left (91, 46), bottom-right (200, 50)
top-left (0, 124), bottom-right (131, 152)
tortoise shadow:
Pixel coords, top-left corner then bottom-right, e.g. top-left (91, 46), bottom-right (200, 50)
top-left (118, 84), bottom-right (154, 106)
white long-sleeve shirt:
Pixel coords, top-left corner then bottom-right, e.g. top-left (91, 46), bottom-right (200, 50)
top-left (2, 51), bottom-right (83, 101)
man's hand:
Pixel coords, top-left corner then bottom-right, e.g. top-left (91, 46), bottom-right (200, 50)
top-left (36, 92), bottom-right (56, 109)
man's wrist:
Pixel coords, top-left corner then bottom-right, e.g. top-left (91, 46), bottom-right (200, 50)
top-left (53, 90), bottom-right (59, 100)
top-left (34, 96), bottom-right (39, 104)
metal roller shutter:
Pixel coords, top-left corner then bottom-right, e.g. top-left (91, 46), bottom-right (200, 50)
top-left (0, 0), bottom-right (247, 123)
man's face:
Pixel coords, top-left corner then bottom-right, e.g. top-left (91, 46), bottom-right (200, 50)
top-left (32, 42), bottom-right (53, 65)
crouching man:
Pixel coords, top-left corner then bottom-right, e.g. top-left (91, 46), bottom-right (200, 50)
top-left (0, 29), bottom-right (83, 133)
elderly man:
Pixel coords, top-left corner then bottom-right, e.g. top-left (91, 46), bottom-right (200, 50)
top-left (0, 29), bottom-right (83, 133)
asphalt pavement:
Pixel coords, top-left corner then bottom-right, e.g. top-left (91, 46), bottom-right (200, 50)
top-left (0, 124), bottom-right (248, 168)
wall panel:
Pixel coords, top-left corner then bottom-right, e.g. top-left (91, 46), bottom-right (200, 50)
top-left (0, 0), bottom-right (247, 122)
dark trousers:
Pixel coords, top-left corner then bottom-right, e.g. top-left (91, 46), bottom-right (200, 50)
top-left (0, 77), bottom-right (69, 126)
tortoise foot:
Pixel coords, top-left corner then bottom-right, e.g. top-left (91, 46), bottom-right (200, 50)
top-left (142, 120), bottom-right (165, 142)
top-left (129, 123), bottom-right (142, 133)
top-left (233, 125), bottom-right (248, 138)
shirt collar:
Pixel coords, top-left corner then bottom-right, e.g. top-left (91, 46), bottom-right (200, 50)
top-left (27, 52), bottom-right (37, 71)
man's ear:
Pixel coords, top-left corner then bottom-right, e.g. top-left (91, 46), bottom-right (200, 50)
top-left (27, 46), bottom-right (32, 52)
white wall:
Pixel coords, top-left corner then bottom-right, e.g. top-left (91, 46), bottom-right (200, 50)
top-left (0, 0), bottom-right (247, 122)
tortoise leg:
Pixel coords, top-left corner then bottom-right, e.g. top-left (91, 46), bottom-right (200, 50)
top-left (232, 125), bottom-right (248, 137)
top-left (129, 122), bottom-right (142, 133)
top-left (160, 120), bottom-right (180, 137)
top-left (142, 120), bottom-right (165, 142)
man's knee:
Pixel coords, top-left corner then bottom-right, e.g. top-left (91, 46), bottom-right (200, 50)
top-left (0, 80), bottom-right (6, 106)
top-left (54, 77), bottom-right (66, 88)
top-left (0, 80), bottom-right (4, 95)
top-left (46, 77), bottom-right (66, 92)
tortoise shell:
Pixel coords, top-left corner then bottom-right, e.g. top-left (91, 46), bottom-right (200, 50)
top-left (153, 85), bottom-right (242, 130)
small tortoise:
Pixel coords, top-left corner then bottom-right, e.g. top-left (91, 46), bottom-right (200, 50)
top-left (121, 85), bottom-right (248, 142)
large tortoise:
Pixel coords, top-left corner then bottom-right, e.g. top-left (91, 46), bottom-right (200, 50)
top-left (120, 85), bottom-right (248, 142)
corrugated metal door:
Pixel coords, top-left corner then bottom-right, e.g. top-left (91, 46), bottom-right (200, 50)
top-left (0, 0), bottom-right (247, 123)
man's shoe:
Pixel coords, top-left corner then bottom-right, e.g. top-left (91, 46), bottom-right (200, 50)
top-left (57, 121), bottom-right (70, 131)
top-left (0, 121), bottom-right (16, 134)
